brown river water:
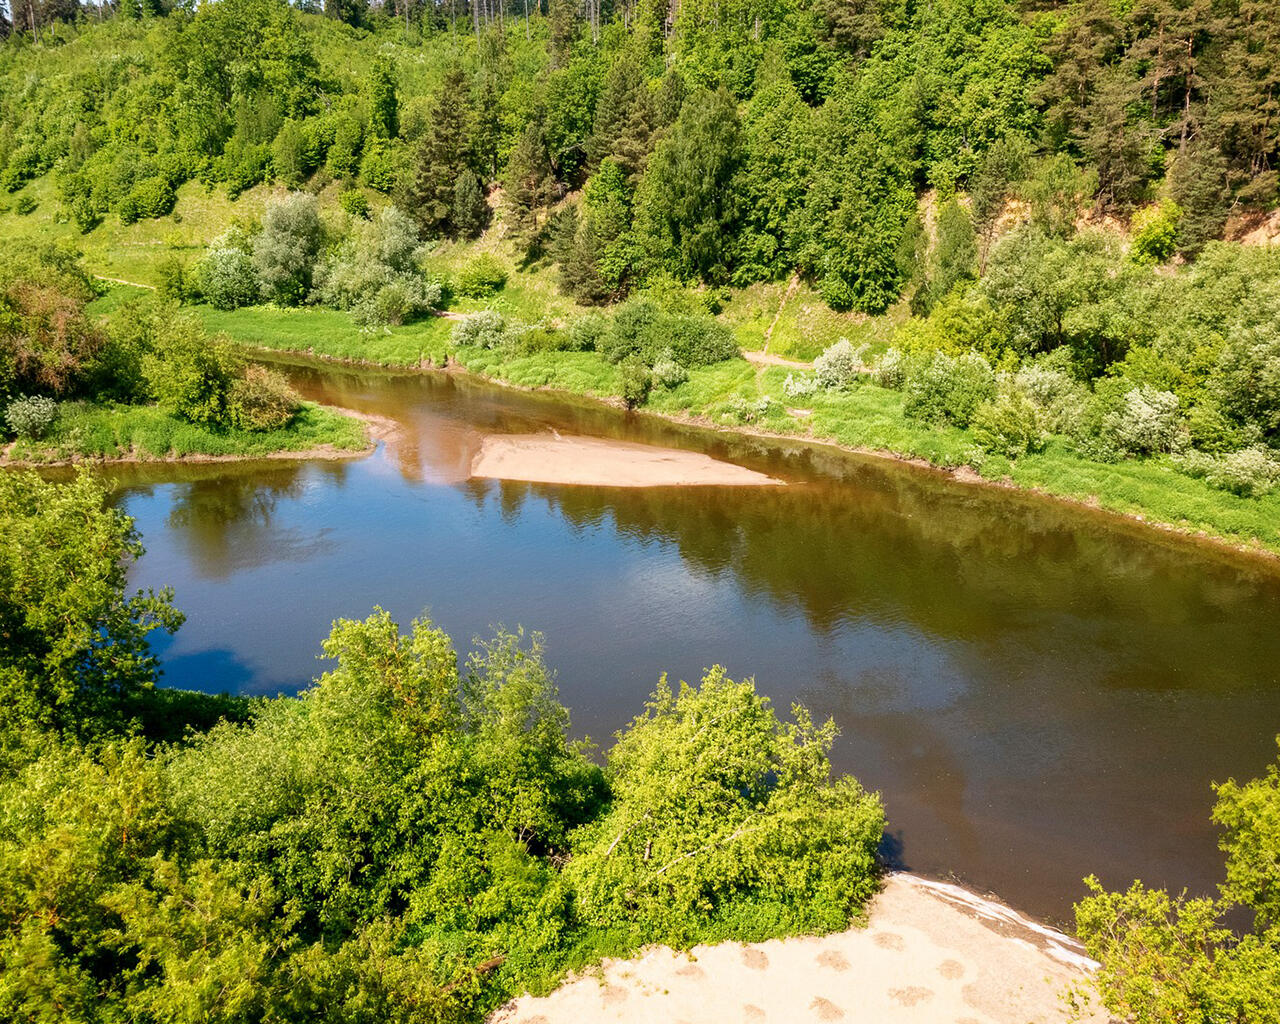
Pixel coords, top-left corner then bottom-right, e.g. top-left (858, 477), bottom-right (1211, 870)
top-left (97, 357), bottom-right (1280, 925)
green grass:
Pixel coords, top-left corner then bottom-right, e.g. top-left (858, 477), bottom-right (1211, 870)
top-left (193, 304), bottom-right (455, 366)
top-left (5, 401), bottom-right (368, 463)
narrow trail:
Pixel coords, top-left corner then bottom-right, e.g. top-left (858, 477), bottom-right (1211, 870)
top-left (93, 274), bottom-right (155, 290)
top-left (761, 273), bottom-right (802, 355)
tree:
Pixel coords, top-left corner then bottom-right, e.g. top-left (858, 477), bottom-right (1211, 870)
top-left (367, 55), bottom-right (399, 141)
top-left (588, 57), bottom-right (658, 184)
top-left (0, 472), bottom-right (183, 734)
top-left (632, 87), bottom-right (743, 285)
top-left (1076, 740), bottom-right (1280, 1024)
top-left (503, 120), bottom-right (556, 253)
top-left (913, 197), bottom-right (977, 314)
top-left (402, 65), bottom-right (472, 238)
top-left (452, 169), bottom-right (488, 239)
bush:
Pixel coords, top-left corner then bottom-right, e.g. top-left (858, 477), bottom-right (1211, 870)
top-left (3, 395), bottom-right (58, 439)
top-left (567, 312), bottom-right (609, 352)
top-left (566, 670), bottom-right (884, 943)
top-left (601, 298), bottom-right (737, 368)
top-left (1130, 200), bottom-right (1183, 265)
top-left (456, 254), bottom-right (508, 299)
top-left (197, 230), bottom-right (260, 310)
top-left (14, 194), bottom-right (36, 215)
top-left (451, 310), bottom-right (507, 349)
top-left (141, 314), bottom-right (239, 427)
top-left (1103, 385), bottom-right (1181, 456)
top-left (814, 339), bottom-right (865, 391)
top-left (782, 373), bottom-right (818, 399)
top-left (229, 364), bottom-right (301, 432)
top-left (652, 352), bottom-right (689, 389)
top-left (338, 188), bottom-right (370, 219)
top-left (119, 176), bottom-right (176, 224)
top-left (972, 388), bottom-right (1047, 458)
top-left (313, 207), bottom-right (440, 326)
top-left (1012, 362), bottom-right (1088, 433)
top-left (156, 254), bottom-right (195, 304)
top-left (620, 355), bottom-right (652, 408)
top-left (903, 351), bottom-right (997, 428)
top-left (724, 394), bottom-right (773, 424)
top-left (252, 193), bottom-right (324, 306)
top-left (1177, 446), bottom-right (1280, 498)
top-left (872, 347), bottom-right (907, 390)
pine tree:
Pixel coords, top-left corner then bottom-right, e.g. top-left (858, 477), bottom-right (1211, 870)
top-left (588, 58), bottom-right (658, 184)
top-left (452, 169), bottom-right (488, 239)
top-left (402, 65), bottom-right (472, 237)
top-left (503, 120), bottom-right (555, 252)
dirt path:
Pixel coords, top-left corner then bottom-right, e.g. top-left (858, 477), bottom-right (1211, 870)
top-left (762, 273), bottom-right (802, 354)
top-left (490, 873), bottom-right (1107, 1024)
top-left (743, 350), bottom-right (813, 370)
top-left (93, 274), bottom-right (155, 290)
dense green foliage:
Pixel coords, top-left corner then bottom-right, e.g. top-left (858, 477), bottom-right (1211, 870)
top-left (1077, 742), bottom-right (1280, 1023)
top-left (0, 470), bottom-right (885, 1023)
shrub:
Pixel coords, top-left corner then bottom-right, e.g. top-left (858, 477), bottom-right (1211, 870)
top-left (814, 339), bottom-right (865, 390)
top-left (3, 395), bottom-right (58, 439)
top-left (141, 314), bottom-right (239, 427)
top-left (782, 373), bottom-right (818, 399)
top-left (620, 355), bottom-right (652, 408)
top-left (119, 176), bottom-right (176, 224)
top-left (1104, 386), bottom-right (1181, 456)
top-left (1012, 362), bottom-right (1088, 433)
top-left (252, 193), bottom-right (324, 306)
top-left (725, 394), bottom-right (773, 424)
top-left (197, 230), bottom-right (260, 310)
top-left (872, 347), bottom-right (907, 390)
top-left (1177, 446), bottom-right (1280, 498)
top-left (652, 352), bottom-right (689, 389)
top-left (338, 188), bottom-right (370, 219)
top-left (1130, 200), bottom-right (1183, 265)
top-left (903, 351), bottom-right (997, 428)
top-left (456, 254), bottom-right (508, 298)
top-left (451, 310), bottom-right (507, 349)
top-left (313, 207), bottom-right (440, 326)
top-left (666, 315), bottom-right (737, 368)
top-left (156, 254), bottom-right (195, 304)
top-left (358, 140), bottom-right (400, 194)
top-left (14, 194), bottom-right (36, 215)
top-left (972, 388), bottom-right (1047, 459)
top-left (229, 364), bottom-right (301, 432)
top-left (566, 669), bottom-right (885, 943)
top-left (567, 312), bottom-right (609, 352)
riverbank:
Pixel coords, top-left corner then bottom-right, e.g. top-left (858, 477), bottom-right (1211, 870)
top-left (228, 321), bottom-right (1280, 564)
top-left (491, 872), bottom-right (1108, 1024)
top-left (0, 400), bottom-right (370, 467)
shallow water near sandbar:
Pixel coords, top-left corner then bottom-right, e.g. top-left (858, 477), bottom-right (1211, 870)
top-left (104, 357), bottom-right (1280, 924)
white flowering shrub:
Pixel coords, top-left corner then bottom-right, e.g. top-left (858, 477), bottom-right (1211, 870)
top-left (1177, 446), bottom-right (1280, 498)
top-left (813, 339), bottom-right (866, 390)
top-left (872, 347), bottom-right (907, 390)
top-left (451, 310), bottom-right (507, 349)
top-left (652, 354), bottom-right (688, 390)
top-left (782, 373), bottom-right (819, 399)
top-left (1106, 386), bottom-right (1181, 456)
top-left (4, 395), bottom-right (58, 439)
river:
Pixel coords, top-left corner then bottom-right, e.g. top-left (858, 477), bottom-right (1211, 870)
top-left (103, 357), bottom-right (1280, 925)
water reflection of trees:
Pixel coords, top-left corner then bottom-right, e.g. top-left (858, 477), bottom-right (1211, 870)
top-left (162, 464), bottom-right (337, 580)
top-left (480, 462), bottom-right (1280, 691)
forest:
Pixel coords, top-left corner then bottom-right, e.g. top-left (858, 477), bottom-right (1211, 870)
top-left (2, 0), bottom-right (1280, 1020)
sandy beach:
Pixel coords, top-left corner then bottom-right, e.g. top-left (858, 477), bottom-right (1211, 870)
top-left (470, 433), bottom-right (784, 487)
top-left (490, 873), bottom-right (1109, 1024)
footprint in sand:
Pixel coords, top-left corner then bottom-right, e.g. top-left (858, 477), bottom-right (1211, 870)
top-left (600, 984), bottom-right (629, 1005)
top-left (743, 1006), bottom-right (766, 1021)
top-left (741, 947), bottom-right (769, 970)
top-left (937, 959), bottom-right (965, 979)
top-left (676, 963), bottom-right (705, 979)
top-left (817, 950), bottom-right (850, 972)
top-left (809, 996), bottom-right (846, 1020)
top-left (873, 931), bottom-right (905, 951)
top-left (889, 986), bottom-right (934, 1007)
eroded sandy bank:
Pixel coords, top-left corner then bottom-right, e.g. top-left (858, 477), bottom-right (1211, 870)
top-left (470, 432), bottom-right (784, 487)
top-left (490, 873), bottom-right (1107, 1024)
